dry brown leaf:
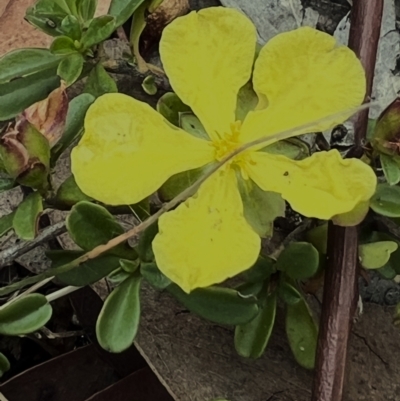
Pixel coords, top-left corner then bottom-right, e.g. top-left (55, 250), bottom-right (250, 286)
top-left (20, 82), bottom-right (68, 146)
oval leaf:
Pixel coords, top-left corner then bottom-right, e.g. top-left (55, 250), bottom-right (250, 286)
top-left (235, 287), bottom-right (277, 358)
top-left (137, 222), bottom-right (158, 262)
top-left (238, 177), bottom-right (285, 238)
top-left (370, 184), bottom-right (400, 217)
top-left (0, 211), bottom-right (15, 238)
top-left (0, 68), bottom-right (60, 121)
top-left (51, 36), bottom-right (78, 55)
top-left (286, 297), bottom-right (318, 369)
top-left (241, 255), bottom-right (275, 283)
top-left (141, 262), bottom-right (171, 290)
top-left (168, 285), bottom-right (259, 325)
top-left (108, 0), bottom-right (147, 27)
top-left (306, 223), bottom-right (328, 254)
top-left (159, 167), bottom-right (204, 202)
top-left (0, 49), bottom-right (61, 84)
top-left (55, 175), bottom-right (93, 208)
top-left (57, 53), bottom-right (84, 86)
top-left (13, 192), bottom-right (43, 240)
top-left (61, 15), bottom-right (82, 40)
top-left (156, 92), bottom-right (191, 127)
top-left (77, 0), bottom-right (97, 21)
top-left (47, 250), bottom-right (121, 286)
top-left (359, 241), bottom-right (398, 270)
top-left (81, 16), bottom-right (116, 49)
top-left (96, 274), bottom-right (142, 353)
top-left (66, 201), bottom-right (136, 259)
top-left (380, 154), bottom-right (400, 186)
top-left (51, 93), bottom-right (95, 163)
top-left (0, 294), bottom-right (52, 335)
top-left (276, 242), bottom-right (319, 280)
top-left (83, 64), bottom-right (118, 98)
top-left (278, 280), bottom-right (302, 305)
top-left (0, 352), bottom-right (10, 378)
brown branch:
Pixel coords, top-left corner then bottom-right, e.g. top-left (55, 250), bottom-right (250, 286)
top-left (311, 1), bottom-right (384, 401)
top-left (350, 0), bottom-right (384, 148)
top-left (0, 221), bottom-right (66, 268)
top-left (311, 224), bottom-right (359, 401)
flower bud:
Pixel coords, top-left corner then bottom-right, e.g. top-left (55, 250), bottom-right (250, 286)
top-left (372, 98), bottom-right (400, 156)
top-left (0, 120), bottom-right (50, 189)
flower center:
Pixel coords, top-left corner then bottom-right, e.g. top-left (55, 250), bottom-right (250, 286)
top-left (213, 121), bottom-right (242, 161)
top-left (212, 121), bottom-right (254, 178)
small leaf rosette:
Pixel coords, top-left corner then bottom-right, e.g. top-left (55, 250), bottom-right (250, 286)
top-left (71, 7), bottom-right (377, 292)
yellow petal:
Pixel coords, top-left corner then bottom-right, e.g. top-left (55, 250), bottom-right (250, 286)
top-left (160, 7), bottom-right (256, 140)
top-left (241, 27), bottom-right (366, 143)
top-left (153, 169), bottom-right (260, 292)
top-left (246, 150), bottom-right (376, 220)
top-left (71, 93), bottom-right (214, 205)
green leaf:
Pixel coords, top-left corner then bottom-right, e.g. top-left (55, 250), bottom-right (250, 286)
top-left (129, 198), bottom-right (150, 221)
top-left (306, 223), bottom-right (328, 254)
top-left (76, 0), bottom-right (97, 21)
top-left (51, 36), bottom-right (78, 55)
top-left (137, 222), bottom-right (158, 262)
top-left (120, 258), bottom-right (140, 273)
top-left (159, 166), bottom-right (204, 201)
top-left (377, 264), bottom-right (397, 279)
top-left (0, 212), bottom-right (15, 237)
top-left (236, 281), bottom-right (264, 298)
top-left (179, 113), bottom-right (209, 140)
top-left (168, 285), bottom-right (259, 325)
top-left (234, 285), bottom-right (277, 358)
top-left (364, 231), bottom-right (400, 275)
top-left (107, 268), bottom-right (131, 286)
top-left (359, 241), bottom-right (398, 269)
top-left (278, 280), bottom-right (302, 305)
top-left (51, 93), bottom-right (95, 163)
top-left (238, 176), bottom-right (285, 237)
top-left (57, 53), bottom-right (84, 86)
top-left (0, 68), bottom-right (60, 121)
top-left (0, 352), bottom-right (10, 378)
top-left (141, 262), bottom-right (171, 289)
top-left (262, 138), bottom-right (310, 160)
top-left (81, 16), bottom-right (116, 49)
top-left (0, 294), bottom-right (52, 335)
top-left (276, 242), bottom-right (319, 280)
top-left (370, 184), bottom-right (400, 217)
top-left (61, 15), bottom-right (82, 40)
top-left (241, 255), bottom-right (275, 283)
top-left (380, 154), bottom-right (400, 185)
top-left (66, 201), bottom-right (136, 259)
top-left (286, 296), bottom-right (318, 369)
top-left (235, 81), bottom-right (258, 121)
top-left (156, 92), bottom-right (191, 127)
top-left (25, 0), bottom-right (78, 36)
top-left (366, 118), bottom-right (377, 140)
top-left (47, 250), bottom-right (121, 286)
top-left (0, 178), bottom-right (15, 192)
top-left (83, 64), bottom-right (118, 97)
top-left (109, 0), bottom-right (147, 27)
top-left (141, 75), bottom-right (157, 95)
top-left (55, 175), bottom-right (93, 208)
top-left (96, 274), bottom-right (142, 352)
top-left (13, 192), bottom-right (43, 240)
top-left (0, 49), bottom-right (61, 84)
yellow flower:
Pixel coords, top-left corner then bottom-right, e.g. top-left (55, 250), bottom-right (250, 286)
top-left (71, 7), bottom-right (377, 293)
